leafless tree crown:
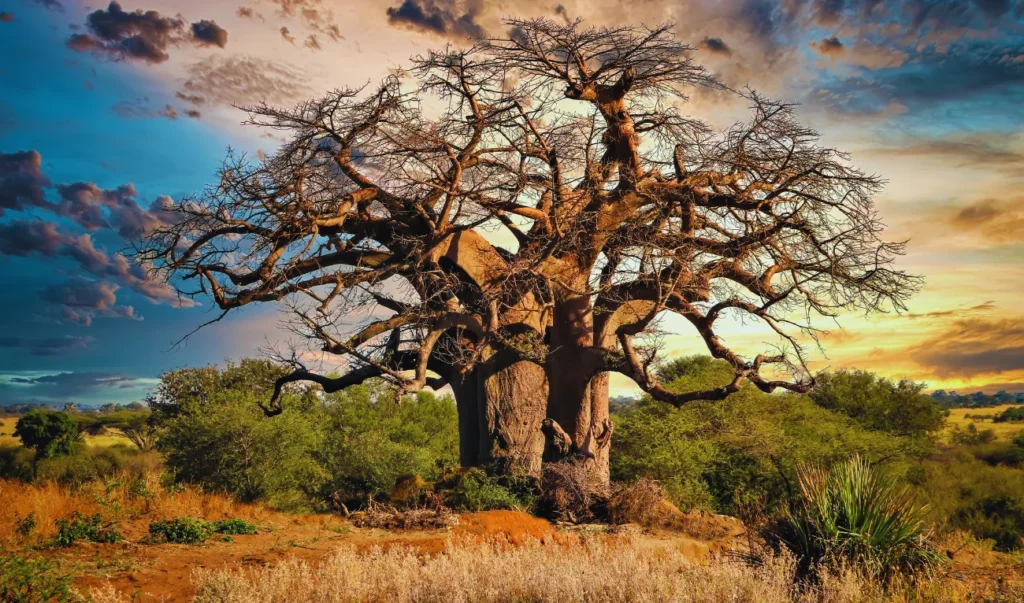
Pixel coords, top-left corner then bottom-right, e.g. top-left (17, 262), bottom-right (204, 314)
top-left (136, 18), bottom-right (918, 412)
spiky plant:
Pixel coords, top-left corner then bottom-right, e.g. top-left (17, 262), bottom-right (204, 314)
top-left (768, 455), bottom-right (943, 579)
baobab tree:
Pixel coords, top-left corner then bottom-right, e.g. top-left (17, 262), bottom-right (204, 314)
top-left (137, 19), bottom-right (916, 485)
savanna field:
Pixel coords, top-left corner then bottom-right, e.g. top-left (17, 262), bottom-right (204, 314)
top-left (2, 359), bottom-right (1024, 602)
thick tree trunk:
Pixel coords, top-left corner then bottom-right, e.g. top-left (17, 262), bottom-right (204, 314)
top-left (544, 294), bottom-right (613, 487)
top-left (450, 350), bottom-right (548, 476)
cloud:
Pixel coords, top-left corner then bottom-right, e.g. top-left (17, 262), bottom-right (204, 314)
top-left (304, 34), bottom-right (321, 50)
top-left (33, 0), bottom-right (62, 12)
top-left (909, 317), bottom-right (1024, 378)
top-left (191, 20), bottom-right (228, 48)
top-left (385, 0), bottom-right (486, 40)
top-left (236, 7), bottom-right (258, 20)
top-left (8, 371), bottom-right (136, 393)
top-left (66, 1), bottom-right (228, 64)
top-left (0, 220), bottom-right (64, 256)
top-left (39, 278), bottom-right (141, 325)
top-left (112, 98), bottom-right (179, 120)
top-left (280, 26), bottom-right (295, 44)
top-left (0, 219), bottom-right (190, 306)
top-left (947, 197), bottom-right (1024, 245)
top-left (0, 336), bottom-right (94, 357)
top-left (178, 55), bottom-right (311, 108)
top-left (870, 134), bottom-right (1024, 171)
top-left (54, 182), bottom-right (170, 238)
top-left (0, 150), bottom-right (52, 215)
top-left (701, 37), bottom-right (732, 56)
top-left (267, 0), bottom-right (341, 42)
top-left (812, 36), bottom-right (845, 56)
top-left (0, 12), bottom-right (13, 22)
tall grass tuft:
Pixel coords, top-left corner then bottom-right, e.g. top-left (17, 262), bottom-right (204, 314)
top-left (768, 455), bottom-right (943, 579)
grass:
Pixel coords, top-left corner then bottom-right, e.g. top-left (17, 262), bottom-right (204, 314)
top-left (153, 536), bottom-right (1023, 603)
top-left (0, 416), bottom-right (133, 449)
top-left (942, 405), bottom-right (1024, 442)
top-left (0, 476), bottom-right (268, 546)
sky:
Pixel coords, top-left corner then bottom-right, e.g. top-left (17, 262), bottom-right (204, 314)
top-left (0, 0), bottom-right (1022, 407)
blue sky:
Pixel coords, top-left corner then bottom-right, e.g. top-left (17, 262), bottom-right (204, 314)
top-left (1, 0), bottom-right (1023, 406)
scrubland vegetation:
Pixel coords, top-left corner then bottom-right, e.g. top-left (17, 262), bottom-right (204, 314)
top-left (1, 357), bottom-right (1023, 601)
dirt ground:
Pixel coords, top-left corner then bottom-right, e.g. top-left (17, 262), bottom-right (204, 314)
top-left (52, 510), bottom-right (752, 601)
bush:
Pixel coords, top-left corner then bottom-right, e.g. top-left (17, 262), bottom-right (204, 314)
top-left (212, 518), bottom-right (258, 535)
top-left (994, 406), bottom-right (1024, 423)
top-left (951, 423), bottom-right (997, 445)
top-left (317, 384), bottom-right (459, 508)
top-left (607, 478), bottom-right (673, 527)
top-left (13, 411), bottom-right (79, 458)
top-left (612, 373), bottom-right (917, 516)
top-left (155, 360), bottom-right (328, 511)
top-left (441, 468), bottom-right (524, 512)
top-left (0, 554), bottom-right (76, 603)
top-left (149, 517), bottom-right (215, 544)
top-left (537, 461), bottom-right (608, 522)
top-left (809, 370), bottom-right (945, 437)
top-left (951, 495), bottom-right (1024, 552)
top-left (766, 456), bottom-right (942, 579)
top-left (53, 512), bottom-right (123, 547)
top-left (149, 517), bottom-right (259, 544)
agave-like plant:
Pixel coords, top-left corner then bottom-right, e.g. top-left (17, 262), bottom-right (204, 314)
top-left (770, 455), bottom-right (943, 579)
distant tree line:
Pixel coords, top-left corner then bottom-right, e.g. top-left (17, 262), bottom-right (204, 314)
top-left (930, 390), bottom-right (1024, 409)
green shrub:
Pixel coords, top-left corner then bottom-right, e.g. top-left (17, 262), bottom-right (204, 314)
top-left (150, 517), bottom-right (216, 544)
top-left (611, 369), bottom-right (917, 515)
top-left (14, 411), bottom-right (79, 458)
top-left (0, 446), bottom-right (35, 481)
top-left (0, 554), bottom-right (76, 603)
top-left (53, 512), bottom-right (123, 547)
top-left (766, 455), bottom-right (942, 579)
top-left (155, 361), bottom-right (328, 511)
top-left (212, 518), bottom-right (258, 535)
top-left (442, 468), bottom-right (525, 512)
top-left (809, 370), bottom-right (945, 436)
top-left (318, 385), bottom-right (459, 508)
top-left (951, 423), bottom-right (997, 445)
top-left (951, 495), bottom-right (1024, 552)
top-left (149, 517), bottom-right (259, 544)
top-left (993, 406), bottom-right (1024, 423)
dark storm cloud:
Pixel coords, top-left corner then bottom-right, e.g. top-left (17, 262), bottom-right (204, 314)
top-left (701, 37), bottom-right (732, 56)
top-left (54, 182), bottom-right (170, 238)
top-left (179, 55), bottom-right (311, 107)
top-left (0, 150), bottom-right (52, 215)
top-left (0, 12), bottom-right (13, 22)
top-left (191, 20), bottom-right (228, 48)
top-left (385, 0), bottom-right (487, 40)
top-left (909, 318), bottom-right (1024, 378)
top-left (0, 336), bottom-right (94, 357)
top-left (39, 278), bottom-right (140, 325)
top-left (66, 1), bottom-right (228, 64)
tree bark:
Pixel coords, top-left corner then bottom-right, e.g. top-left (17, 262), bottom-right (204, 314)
top-left (449, 350), bottom-right (548, 476)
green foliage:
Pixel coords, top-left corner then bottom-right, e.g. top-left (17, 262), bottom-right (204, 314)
top-left (155, 360), bottom-right (328, 511)
top-left (0, 554), bottom-right (76, 603)
top-left (77, 409), bottom-right (159, 450)
top-left (952, 495), bottom-right (1024, 552)
top-left (950, 423), bottom-right (997, 445)
top-left (13, 411), bottom-right (79, 458)
top-left (212, 518), bottom-right (258, 535)
top-left (767, 456), bottom-right (942, 579)
top-left (149, 517), bottom-right (216, 544)
top-left (810, 370), bottom-right (945, 437)
top-left (611, 358), bottom-right (918, 515)
top-left (53, 512), bottom-right (123, 547)
top-left (318, 383), bottom-right (459, 508)
top-left (441, 468), bottom-right (527, 512)
top-left (149, 517), bottom-right (258, 543)
top-left (993, 406), bottom-right (1024, 423)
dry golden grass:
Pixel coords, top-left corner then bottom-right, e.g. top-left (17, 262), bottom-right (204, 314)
top-left (943, 405), bottom-right (1024, 442)
top-left (0, 415), bottom-right (133, 448)
top-left (135, 536), bottom-right (1022, 603)
top-left (0, 474), bottom-right (270, 545)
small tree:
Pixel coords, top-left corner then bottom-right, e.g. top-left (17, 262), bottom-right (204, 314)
top-left (14, 411), bottom-right (79, 458)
